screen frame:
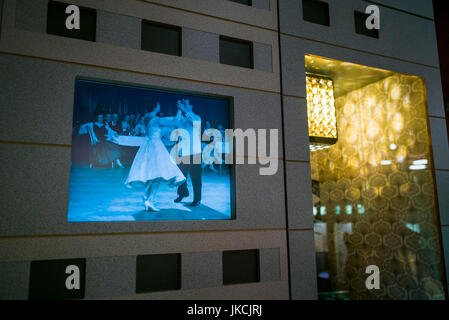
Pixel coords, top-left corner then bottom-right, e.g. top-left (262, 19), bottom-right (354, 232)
top-left (69, 76), bottom-right (237, 222)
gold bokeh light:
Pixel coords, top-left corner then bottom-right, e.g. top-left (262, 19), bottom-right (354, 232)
top-left (306, 75), bottom-right (337, 145)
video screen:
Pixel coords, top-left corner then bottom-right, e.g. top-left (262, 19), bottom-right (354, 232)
top-left (68, 79), bottom-right (233, 222)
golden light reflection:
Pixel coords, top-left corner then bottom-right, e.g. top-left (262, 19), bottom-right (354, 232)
top-left (306, 75), bottom-right (337, 144)
top-left (308, 57), bottom-right (445, 300)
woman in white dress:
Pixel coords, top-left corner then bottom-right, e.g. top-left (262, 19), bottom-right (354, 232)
top-left (125, 102), bottom-right (186, 212)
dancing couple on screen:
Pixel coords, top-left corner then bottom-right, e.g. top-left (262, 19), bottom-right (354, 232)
top-left (125, 99), bottom-right (203, 212)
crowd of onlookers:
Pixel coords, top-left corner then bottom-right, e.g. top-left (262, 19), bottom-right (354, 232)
top-left (72, 112), bottom-right (228, 172)
top-left (86, 112), bottom-right (227, 138)
top-left (100, 112), bottom-right (148, 136)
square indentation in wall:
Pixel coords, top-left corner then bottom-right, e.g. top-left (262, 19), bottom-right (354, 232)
top-left (219, 36), bottom-right (253, 69)
top-left (229, 0), bottom-right (252, 6)
top-left (141, 20), bottom-right (181, 56)
top-left (354, 11), bottom-right (379, 38)
top-left (136, 254), bottom-right (181, 293)
top-left (223, 249), bottom-right (260, 285)
top-left (302, 0), bottom-right (330, 26)
top-left (29, 258), bottom-right (86, 300)
top-left (46, 1), bottom-right (97, 41)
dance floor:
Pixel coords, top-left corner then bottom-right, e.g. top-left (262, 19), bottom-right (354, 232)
top-left (68, 166), bottom-right (232, 221)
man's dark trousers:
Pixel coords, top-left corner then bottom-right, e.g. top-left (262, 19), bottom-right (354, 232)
top-left (177, 154), bottom-right (202, 203)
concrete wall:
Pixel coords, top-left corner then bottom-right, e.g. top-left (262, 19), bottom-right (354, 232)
top-left (277, 0), bottom-right (449, 299)
top-left (0, 0), bottom-right (286, 300)
top-left (0, 54), bottom-right (285, 236)
top-left (279, 0), bottom-right (439, 67)
top-left (0, 0), bottom-right (4, 37)
top-left (370, 0), bottom-right (434, 19)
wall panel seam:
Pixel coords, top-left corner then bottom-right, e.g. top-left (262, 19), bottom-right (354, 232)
top-left (137, 0), bottom-right (278, 33)
top-left (280, 32), bottom-right (440, 70)
top-left (364, 0), bottom-right (434, 21)
top-left (429, 115), bottom-right (447, 120)
top-left (0, 228), bottom-right (287, 239)
top-left (0, 140), bottom-right (71, 148)
top-left (0, 51), bottom-right (281, 95)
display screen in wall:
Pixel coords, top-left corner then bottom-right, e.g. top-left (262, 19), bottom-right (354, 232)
top-left (68, 79), bottom-right (233, 222)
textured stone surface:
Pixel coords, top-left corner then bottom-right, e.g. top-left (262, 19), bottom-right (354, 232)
top-left (288, 230), bottom-right (318, 300)
top-left (259, 248), bottom-right (280, 282)
top-left (282, 97), bottom-right (310, 162)
top-left (182, 28), bottom-right (219, 62)
top-left (97, 11), bottom-right (141, 49)
top-left (0, 261), bottom-right (30, 300)
top-left (85, 256), bottom-right (136, 299)
top-left (285, 162), bottom-right (314, 229)
top-left (15, 0), bottom-right (47, 33)
top-left (435, 170), bottom-right (449, 226)
top-left (442, 227), bottom-right (449, 290)
top-left (253, 42), bottom-right (272, 72)
top-left (430, 117), bottom-right (449, 170)
top-left (252, 0), bottom-right (270, 10)
top-left (279, 0), bottom-right (439, 67)
top-left (182, 251), bottom-right (222, 289)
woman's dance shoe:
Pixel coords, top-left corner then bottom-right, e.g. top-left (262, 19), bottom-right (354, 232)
top-left (144, 200), bottom-right (160, 212)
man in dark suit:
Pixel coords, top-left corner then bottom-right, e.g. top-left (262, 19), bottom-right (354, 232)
top-left (174, 99), bottom-right (202, 207)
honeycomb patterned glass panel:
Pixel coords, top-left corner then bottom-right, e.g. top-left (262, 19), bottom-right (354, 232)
top-left (308, 57), bottom-right (446, 300)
